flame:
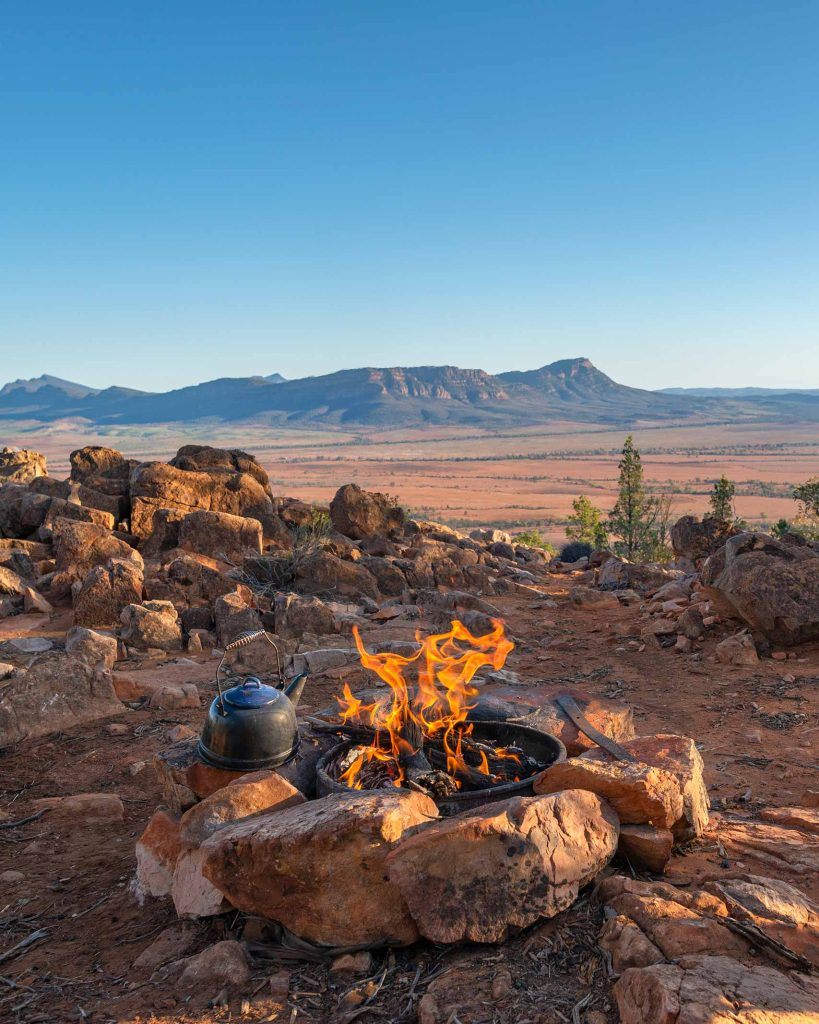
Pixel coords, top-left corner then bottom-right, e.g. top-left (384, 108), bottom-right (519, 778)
top-left (335, 619), bottom-right (514, 789)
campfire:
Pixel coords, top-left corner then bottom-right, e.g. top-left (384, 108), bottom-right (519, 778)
top-left (314, 620), bottom-right (564, 808)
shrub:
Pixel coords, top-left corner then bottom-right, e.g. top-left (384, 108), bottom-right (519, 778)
top-left (515, 529), bottom-right (556, 555)
top-left (559, 540), bottom-right (593, 563)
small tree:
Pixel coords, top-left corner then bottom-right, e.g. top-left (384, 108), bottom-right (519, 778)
top-left (608, 436), bottom-right (653, 558)
top-left (709, 475), bottom-right (736, 521)
top-left (794, 478), bottom-right (819, 519)
top-left (565, 495), bottom-right (608, 548)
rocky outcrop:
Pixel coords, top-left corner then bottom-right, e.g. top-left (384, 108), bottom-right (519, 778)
top-left (0, 653), bottom-right (122, 746)
top-left (295, 550), bottom-right (380, 601)
top-left (386, 790), bottom-right (618, 943)
top-left (670, 514), bottom-right (739, 564)
top-left (329, 484), bottom-right (405, 541)
top-left (701, 532), bottom-right (819, 645)
top-left (201, 790), bottom-right (438, 946)
top-left (53, 519), bottom-right (142, 579)
top-left (0, 447), bottom-right (47, 483)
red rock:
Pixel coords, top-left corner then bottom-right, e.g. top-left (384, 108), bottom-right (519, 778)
top-left (598, 913), bottom-right (663, 971)
top-left (179, 509), bottom-right (263, 562)
top-left (152, 739), bottom-right (247, 813)
top-left (760, 806), bottom-right (819, 835)
top-left (161, 939), bottom-right (250, 993)
top-left (618, 824), bottom-right (674, 873)
top-left (386, 790), bottom-right (618, 943)
top-left (201, 791), bottom-right (437, 946)
top-left (33, 792), bottom-right (124, 822)
top-left (172, 847), bottom-right (229, 918)
top-left (135, 808), bottom-right (183, 897)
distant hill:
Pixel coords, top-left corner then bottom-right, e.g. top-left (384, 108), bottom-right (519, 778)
top-left (1, 359), bottom-right (817, 428)
top-left (660, 386), bottom-right (819, 397)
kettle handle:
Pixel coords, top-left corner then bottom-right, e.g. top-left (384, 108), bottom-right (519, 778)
top-left (216, 630), bottom-right (284, 708)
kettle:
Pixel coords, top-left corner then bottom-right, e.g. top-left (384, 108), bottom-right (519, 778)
top-left (197, 629), bottom-right (308, 772)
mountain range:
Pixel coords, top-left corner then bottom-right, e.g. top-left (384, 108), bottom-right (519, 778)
top-left (1, 360), bottom-right (817, 429)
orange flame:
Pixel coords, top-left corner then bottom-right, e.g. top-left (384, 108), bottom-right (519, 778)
top-left (335, 619), bottom-right (514, 789)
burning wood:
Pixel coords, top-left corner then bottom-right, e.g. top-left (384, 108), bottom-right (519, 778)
top-left (322, 619), bottom-right (549, 799)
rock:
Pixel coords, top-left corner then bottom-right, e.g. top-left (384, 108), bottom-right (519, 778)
top-left (163, 939), bottom-right (250, 992)
top-left (715, 632), bottom-right (759, 666)
top-left (329, 483), bottom-right (405, 540)
top-left (3, 636), bottom-right (53, 654)
top-left (359, 556), bottom-right (407, 597)
top-left (0, 565), bottom-right (27, 596)
top-left (670, 515), bottom-right (739, 563)
top-left (41, 499), bottom-right (115, 535)
top-left (571, 587), bottom-right (620, 609)
top-left (132, 922), bottom-right (202, 971)
top-left (295, 550), bottom-right (380, 601)
top-left (53, 519), bottom-right (142, 579)
top-left (1, 869), bottom-right (25, 883)
top-left (65, 626), bottom-right (118, 669)
top-left (676, 605), bottom-right (705, 639)
top-left (759, 806), bottom-right (819, 835)
top-left (274, 592), bottom-right (339, 638)
top-left (178, 509), bottom-right (263, 562)
top-left (130, 455), bottom-right (278, 541)
top-left (598, 913), bottom-right (664, 971)
top-left (0, 446), bottom-right (47, 483)
top-left (702, 532), bottom-right (819, 646)
top-left (386, 790), bottom-right (618, 943)
top-left (0, 662), bottom-right (15, 679)
top-left (330, 952), bottom-right (373, 974)
top-left (535, 755), bottom-right (683, 829)
top-left (120, 600), bottom-right (182, 651)
top-left (136, 808), bottom-right (183, 897)
top-left (618, 824), bottom-right (674, 873)
top-left (715, 817), bottom-right (819, 875)
top-left (614, 954), bottom-right (819, 1024)
top-left (172, 847), bottom-right (230, 918)
top-left (22, 586), bottom-right (52, 614)
top-left (0, 653), bottom-right (122, 745)
top-left (179, 770), bottom-right (305, 848)
top-left (73, 558), bottom-right (144, 627)
top-left (32, 792), bottom-right (124, 821)
top-left (213, 591), bottom-right (262, 647)
top-left (598, 558), bottom-right (684, 593)
top-left (488, 540), bottom-right (515, 559)
top-left (201, 791), bottom-right (438, 946)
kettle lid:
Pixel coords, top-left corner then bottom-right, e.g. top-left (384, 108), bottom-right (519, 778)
top-left (222, 676), bottom-right (281, 709)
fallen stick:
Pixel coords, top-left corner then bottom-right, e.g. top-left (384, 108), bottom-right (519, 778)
top-left (0, 810), bottom-right (48, 831)
top-left (0, 929), bottom-right (48, 966)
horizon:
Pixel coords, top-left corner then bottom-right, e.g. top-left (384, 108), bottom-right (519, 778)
top-left (3, 2), bottom-right (819, 391)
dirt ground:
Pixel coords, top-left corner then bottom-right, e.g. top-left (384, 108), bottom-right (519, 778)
top-left (1, 576), bottom-right (817, 1024)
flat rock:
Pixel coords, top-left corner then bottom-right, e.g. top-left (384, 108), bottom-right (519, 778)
top-left (33, 792), bottom-right (124, 822)
top-left (201, 790), bottom-right (438, 946)
top-left (386, 789), bottom-right (618, 943)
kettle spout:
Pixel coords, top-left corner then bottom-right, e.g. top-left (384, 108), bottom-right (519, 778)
top-left (283, 672), bottom-right (308, 708)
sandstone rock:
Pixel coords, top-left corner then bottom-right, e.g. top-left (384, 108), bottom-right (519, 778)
top-left (65, 626), bottom-right (118, 669)
top-left (614, 954), bottom-right (819, 1024)
top-left (0, 653), bottom-right (122, 745)
top-left (715, 632), bottom-right (759, 666)
top-left (132, 922), bottom-right (202, 971)
top-left (22, 586), bottom-right (52, 614)
top-left (702, 532), bottom-right (819, 646)
top-left (0, 565), bottom-right (26, 596)
top-left (598, 913), bottom-right (664, 971)
top-left (164, 939), bottom-right (250, 994)
top-left (41, 499), bottom-right (115, 535)
top-left (170, 444), bottom-right (270, 488)
top-left (618, 824), bottom-right (674, 873)
top-left (534, 756), bottom-right (683, 829)
top-left (73, 558), bottom-right (144, 627)
top-left (360, 556), bottom-right (407, 597)
top-left (598, 558), bottom-right (684, 593)
top-left (136, 808), bottom-right (183, 897)
top-left (178, 509), bottom-right (263, 562)
top-left (274, 592), bottom-right (338, 638)
top-left (571, 587), bottom-right (620, 609)
top-left (0, 446), bottom-right (46, 483)
top-left (140, 507), bottom-right (186, 556)
top-left (213, 590), bottom-right (262, 646)
top-left (167, 555), bottom-right (237, 603)
top-left (329, 483), bottom-right (405, 540)
top-left (32, 792), bottom-right (124, 821)
top-left (201, 791), bottom-right (437, 946)
top-left (153, 739), bottom-right (247, 812)
top-left (715, 817), bottom-right (819, 876)
top-left (179, 770), bottom-right (305, 848)
top-left (120, 600), bottom-right (182, 651)
top-left (295, 550), bottom-right (380, 601)
top-left (53, 519), bottom-right (142, 579)
top-left (172, 847), bottom-right (229, 918)
top-left (670, 515), bottom-right (739, 563)
top-left (760, 806), bottom-right (819, 835)
top-left (676, 604), bottom-right (705, 639)
top-left (386, 790), bottom-right (618, 943)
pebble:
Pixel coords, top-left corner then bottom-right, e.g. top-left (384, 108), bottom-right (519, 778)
top-left (491, 969), bottom-right (514, 1000)
top-left (330, 952), bottom-right (373, 974)
top-left (1, 870), bottom-right (25, 883)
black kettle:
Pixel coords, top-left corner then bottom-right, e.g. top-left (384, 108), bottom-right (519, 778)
top-left (197, 630), bottom-right (308, 772)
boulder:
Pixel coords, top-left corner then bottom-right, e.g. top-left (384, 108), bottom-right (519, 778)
top-left (213, 591), bottom-right (262, 647)
top-left (386, 790), bottom-right (618, 943)
top-left (170, 445), bottom-right (270, 488)
top-left (53, 519), bottom-right (142, 579)
top-left (130, 456), bottom-right (278, 541)
top-left (120, 600), bottom-right (183, 651)
top-left (178, 509), bottom-right (263, 563)
top-left (598, 558), bottom-right (684, 593)
top-left (670, 515), bottom-right (739, 564)
top-left (201, 790), bottom-right (438, 946)
top-left (140, 507), bottom-right (186, 556)
top-left (360, 556), bottom-right (407, 597)
top-left (179, 770), bottom-right (305, 848)
top-left (171, 847), bottom-right (229, 918)
top-left (618, 824), bottom-right (674, 873)
top-left (135, 808), bottom-right (183, 897)
top-left (295, 550), bottom-right (380, 601)
top-left (614, 955), bottom-right (819, 1024)
top-left (161, 939), bottom-right (250, 993)
top-left (65, 626), bottom-right (118, 669)
top-left (0, 565), bottom-right (27, 596)
top-left (274, 592), bottom-right (338, 638)
top-left (22, 586), bottom-right (52, 614)
top-left (73, 559), bottom-right (144, 627)
top-left (0, 446), bottom-right (46, 483)
top-left (329, 483), bottom-right (405, 541)
top-left (0, 653), bottom-right (122, 746)
top-left (41, 499), bottom-right (115, 535)
top-left (153, 739), bottom-right (247, 813)
top-left (167, 555), bottom-right (238, 603)
top-left (701, 532), bottom-right (819, 645)
top-left (571, 587), bottom-right (620, 610)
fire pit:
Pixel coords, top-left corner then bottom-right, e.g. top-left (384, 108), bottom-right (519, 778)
top-left (312, 619), bottom-right (566, 813)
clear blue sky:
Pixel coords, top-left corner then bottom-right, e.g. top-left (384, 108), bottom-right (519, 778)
top-left (1, 1), bottom-right (817, 392)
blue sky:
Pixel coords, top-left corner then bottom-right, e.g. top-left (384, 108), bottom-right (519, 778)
top-left (1, 1), bottom-right (817, 392)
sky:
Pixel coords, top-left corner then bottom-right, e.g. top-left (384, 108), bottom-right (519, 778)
top-left (1, 1), bottom-right (818, 393)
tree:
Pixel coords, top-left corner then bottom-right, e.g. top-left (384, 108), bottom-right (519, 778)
top-left (794, 478), bottom-right (819, 519)
top-left (709, 476), bottom-right (736, 521)
top-left (565, 495), bottom-right (608, 548)
top-left (607, 435), bottom-right (672, 560)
